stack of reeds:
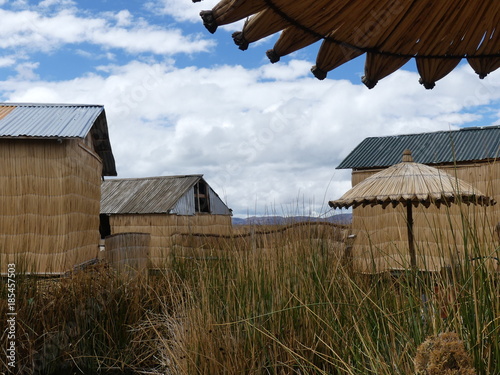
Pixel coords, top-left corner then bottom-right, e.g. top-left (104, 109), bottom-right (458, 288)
top-left (199, 0), bottom-right (500, 87)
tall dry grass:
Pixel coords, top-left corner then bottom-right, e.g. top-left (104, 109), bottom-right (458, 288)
top-left (1, 220), bottom-right (498, 374)
top-left (0, 264), bottom-right (186, 374)
top-left (164, 218), bottom-right (499, 375)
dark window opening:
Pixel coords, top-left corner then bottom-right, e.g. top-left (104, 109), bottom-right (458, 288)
top-left (194, 181), bottom-right (210, 213)
top-left (99, 214), bottom-right (111, 238)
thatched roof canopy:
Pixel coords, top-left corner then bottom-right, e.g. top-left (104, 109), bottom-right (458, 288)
top-left (196, 0), bottom-right (500, 89)
top-left (329, 150), bottom-right (496, 209)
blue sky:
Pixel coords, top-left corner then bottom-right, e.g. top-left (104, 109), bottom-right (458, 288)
top-left (1, 0), bottom-right (499, 217)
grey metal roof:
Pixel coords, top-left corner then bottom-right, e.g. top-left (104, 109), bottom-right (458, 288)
top-left (337, 126), bottom-right (500, 170)
top-left (0, 103), bottom-right (116, 176)
top-left (101, 175), bottom-right (204, 214)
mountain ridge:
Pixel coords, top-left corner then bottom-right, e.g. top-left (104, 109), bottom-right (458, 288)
top-left (232, 214), bottom-right (352, 226)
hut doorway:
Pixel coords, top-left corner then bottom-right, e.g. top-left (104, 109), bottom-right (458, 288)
top-left (99, 214), bottom-right (111, 239)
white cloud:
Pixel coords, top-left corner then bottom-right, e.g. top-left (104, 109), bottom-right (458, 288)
top-left (0, 7), bottom-right (214, 55)
top-left (112, 9), bottom-right (133, 27)
top-left (145, 0), bottom-right (245, 33)
top-left (1, 59), bottom-right (499, 216)
top-left (0, 56), bottom-right (16, 68)
top-left (38, 0), bottom-right (76, 8)
top-left (75, 49), bottom-right (116, 61)
top-left (14, 62), bottom-right (40, 80)
top-left (147, 0), bottom-right (220, 23)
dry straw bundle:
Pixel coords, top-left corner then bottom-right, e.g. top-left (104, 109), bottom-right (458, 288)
top-left (415, 332), bottom-right (477, 375)
top-left (197, 0), bottom-right (500, 88)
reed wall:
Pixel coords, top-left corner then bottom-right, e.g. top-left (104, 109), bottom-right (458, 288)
top-left (0, 138), bottom-right (102, 274)
top-left (171, 221), bottom-right (348, 255)
top-left (104, 232), bottom-right (150, 275)
top-left (108, 213), bottom-right (232, 267)
top-left (350, 161), bottom-right (500, 273)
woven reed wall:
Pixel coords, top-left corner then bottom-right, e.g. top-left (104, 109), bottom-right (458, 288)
top-left (108, 215), bottom-right (346, 268)
top-left (0, 138), bottom-right (102, 274)
top-left (350, 161), bottom-right (500, 273)
top-left (108, 213), bottom-right (232, 267)
top-left (104, 232), bottom-right (150, 275)
top-left (170, 222), bottom-right (349, 262)
top-left (172, 221), bottom-right (348, 250)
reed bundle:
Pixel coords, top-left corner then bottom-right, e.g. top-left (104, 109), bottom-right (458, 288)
top-left (206, 0), bottom-right (268, 29)
top-left (235, 0), bottom-right (350, 48)
top-left (199, 0), bottom-right (500, 87)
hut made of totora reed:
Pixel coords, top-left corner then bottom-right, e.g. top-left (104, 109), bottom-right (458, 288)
top-left (0, 103), bottom-right (116, 275)
top-left (336, 126), bottom-right (500, 273)
top-left (100, 175), bottom-right (232, 267)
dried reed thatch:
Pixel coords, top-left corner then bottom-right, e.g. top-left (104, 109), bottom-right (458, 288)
top-left (329, 150), bottom-right (497, 271)
top-left (104, 232), bottom-right (150, 275)
top-left (330, 150), bottom-right (496, 210)
top-left (170, 221), bottom-right (347, 257)
top-left (415, 332), bottom-right (476, 374)
top-left (108, 214), bottom-right (232, 268)
top-left (196, 0), bottom-right (500, 88)
top-left (349, 161), bottom-right (500, 273)
top-left (0, 138), bottom-right (103, 274)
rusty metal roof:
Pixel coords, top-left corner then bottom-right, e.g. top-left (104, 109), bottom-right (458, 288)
top-left (337, 126), bottom-right (500, 170)
top-left (101, 175), bottom-right (204, 214)
top-left (0, 103), bottom-right (116, 176)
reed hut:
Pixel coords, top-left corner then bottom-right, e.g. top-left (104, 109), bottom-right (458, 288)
top-left (100, 175), bottom-right (232, 267)
top-left (0, 103), bottom-right (116, 275)
top-left (336, 126), bottom-right (500, 273)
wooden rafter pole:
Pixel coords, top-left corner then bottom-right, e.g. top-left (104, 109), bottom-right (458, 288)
top-left (407, 201), bottom-right (416, 269)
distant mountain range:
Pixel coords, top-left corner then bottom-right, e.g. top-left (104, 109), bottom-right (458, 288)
top-left (232, 214), bottom-right (352, 226)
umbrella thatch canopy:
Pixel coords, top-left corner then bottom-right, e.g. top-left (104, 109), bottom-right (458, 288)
top-left (195, 0), bottom-right (500, 89)
top-left (329, 150), bottom-right (496, 269)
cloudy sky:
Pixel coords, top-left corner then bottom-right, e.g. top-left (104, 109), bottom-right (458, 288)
top-left (1, 0), bottom-right (499, 218)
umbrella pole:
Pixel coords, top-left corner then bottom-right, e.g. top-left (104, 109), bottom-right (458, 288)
top-left (407, 202), bottom-right (416, 269)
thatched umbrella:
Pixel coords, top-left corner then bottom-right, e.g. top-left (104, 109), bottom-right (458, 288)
top-left (195, 0), bottom-right (500, 88)
top-left (328, 150), bottom-right (496, 269)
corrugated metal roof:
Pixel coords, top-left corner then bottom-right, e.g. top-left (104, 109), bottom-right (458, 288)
top-left (0, 103), bottom-right (103, 137)
top-left (337, 126), bottom-right (500, 170)
top-left (101, 175), bottom-right (204, 214)
top-left (0, 103), bottom-right (117, 176)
